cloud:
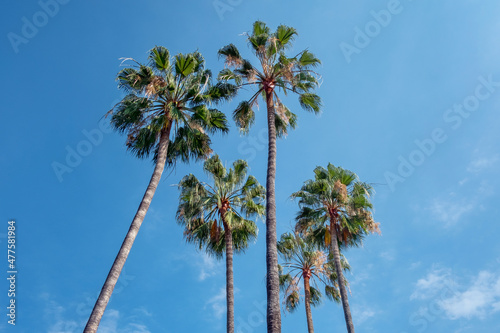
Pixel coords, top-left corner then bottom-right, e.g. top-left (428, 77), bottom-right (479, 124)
top-left (466, 155), bottom-right (499, 173)
top-left (98, 309), bottom-right (151, 333)
top-left (352, 307), bottom-right (376, 325)
top-left (199, 252), bottom-right (222, 281)
top-left (98, 309), bottom-right (119, 333)
top-left (206, 288), bottom-right (227, 319)
top-left (410, 268), bottom-right (500, 321)
top-left (410, 267), bottom-right (455, 301)
top-left (380, 250), bottom-right (396, 261)
top-left (409, 261), bottom-right (422, 270)
top-left (42, 294), bottom-right (79, 333)
top-left (41, 293), bottom-right (151, 333)
top-left (429, 198), bottom-right (474, 227)
top-left (438, 271), bottom-right (500, 320)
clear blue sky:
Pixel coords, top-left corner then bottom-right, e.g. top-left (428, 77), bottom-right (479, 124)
top-left (2, 0), bottom-right (500, 332)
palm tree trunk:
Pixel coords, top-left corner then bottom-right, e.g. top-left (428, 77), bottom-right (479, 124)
top-left (223, 220), bottom-right (235, 333)
top-left (265, 90), bottom-right (281, 333)
top-left (330, 219), bottom-right (355, 333)
top-left (84, 123), bottom-right (172, 333)
top-left (303, 276), bottom-right (314, 333)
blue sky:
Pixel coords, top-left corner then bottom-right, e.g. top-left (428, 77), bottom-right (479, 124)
top-left (2, 0), bottom-right (500, 332)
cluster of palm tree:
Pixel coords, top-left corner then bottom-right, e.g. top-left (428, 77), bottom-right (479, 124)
top-left (83, 21), bottom-right (380, 333)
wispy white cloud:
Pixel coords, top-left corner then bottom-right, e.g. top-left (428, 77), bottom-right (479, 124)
top-left (98, 309), bottom-right (119, 333)
top-left (409, 261), bottom-right (422, 270)
top-left (466, 155), bottom-right (499, 173)
top-left (352, 307), bottom-right (376, 326)
top-left (206, 288), bottom-right (227, 319)
top-left (429, 198), bottom-right (474, 227)
top-left (99, 309), bottom-right (152, 333)
top-left (410, 268), bottom-right (500, 321)
top-left (41, 293), bottom-right (80, 333)
top-left (410, 267), bottom-right (455, 301)
top-left (41, 293), bottom-right (151, 333)
top-left (199, 252), bottom-right (222, 281)
top-left (379, 250), bottom-right (396, 261)
top-left (439, 271), bottom-right (500, 320)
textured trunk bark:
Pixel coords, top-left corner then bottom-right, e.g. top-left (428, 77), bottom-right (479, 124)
top-left (84, 122), bottom-right (172, 333)
top-left (265, 90), bottom-right (281, 333)
top-left (223, 219), bottom-right (235, 333)
top-left (330, 218), bottom-right (355, 333)
top-left (303, 276), bottom-right (315, 333)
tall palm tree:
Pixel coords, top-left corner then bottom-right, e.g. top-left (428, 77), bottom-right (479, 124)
top-left (218, 21), bottom-right (322, 333)
top-left (278, 232), bottom-right (350, 333)
top-left (84, 47), bottom-right (232, 333)
top-left (176, 155), bottom-right (265, 333)
top-left (291, 164), bottom-right (380, 333)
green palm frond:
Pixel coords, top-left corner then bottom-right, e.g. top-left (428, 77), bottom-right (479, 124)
top-left (165, 127), bottom-right (212, 165)
top-left (233, 101), bottom-right (256, 133)
top-left (148, 46), bottom-right (170, 72)
top-left (298, 93), bottom-right (321, 114)
top-left (309, 286), bottom-right (322, 307)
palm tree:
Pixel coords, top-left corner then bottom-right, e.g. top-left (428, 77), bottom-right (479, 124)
top-left (84, 47), bottom-right (232, 333)
top-left (218, 21), bottom-right (322, 333)
top-left (278, 232), bottom-right (349, 333)
top-left (176, 155), bottom-right (265, 333)
top-left (291, 164), bottom-right (380, 333)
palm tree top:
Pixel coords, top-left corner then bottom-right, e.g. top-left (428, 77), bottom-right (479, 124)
top-left (278, 232), bottom-right (349, 312)
top-left (176, 155), bottom-right (265, 258)
top-left (107, 46), bottom-right (232, 163)
top-left (217, 21), bottom-right (322, 136)
top-left (292, 163), bottom-right (381, 248)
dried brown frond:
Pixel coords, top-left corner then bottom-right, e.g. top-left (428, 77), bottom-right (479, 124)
top-left (334, 180), bottom-right (348, 203)
top-left (325, 225), bottom-right (331, 248)
top-left (246, 69), bottom-right (258, 83)
top-left (275, 102), bottom-right (289, 125)
top-left (311, 251), bottom-right (327, 275)
top-left (225, 56), bottom-right (243, 68)
top-left (145, 77), bottom-right (166, 98)
top-left (282, 63), bottom-right (295, 83)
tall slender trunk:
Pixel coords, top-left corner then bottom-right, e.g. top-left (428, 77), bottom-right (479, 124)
top-left (223, 219), bottom-right (234, 333)
top-left (329, 218), bottom-right (355, 333)
top-left (84, 123), bottom-right (172, 333)
top-left (303, 275), bottom-right (314, 333)
top-left (265, 90), bottom-right (281, 333)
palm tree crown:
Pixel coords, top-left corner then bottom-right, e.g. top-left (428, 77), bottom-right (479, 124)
top-left (292, 163), bottom-right (380, 247)
top-left (278, 232), bottom-right (349, 311)
top-left (110, 46), bottom-right (232, 162)
top-left (176, 155), bottom-right (265, 248)
top-left (278, 232), bottom-right (349, 333)
top-left (218, 21), bottom-right (322, 135)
